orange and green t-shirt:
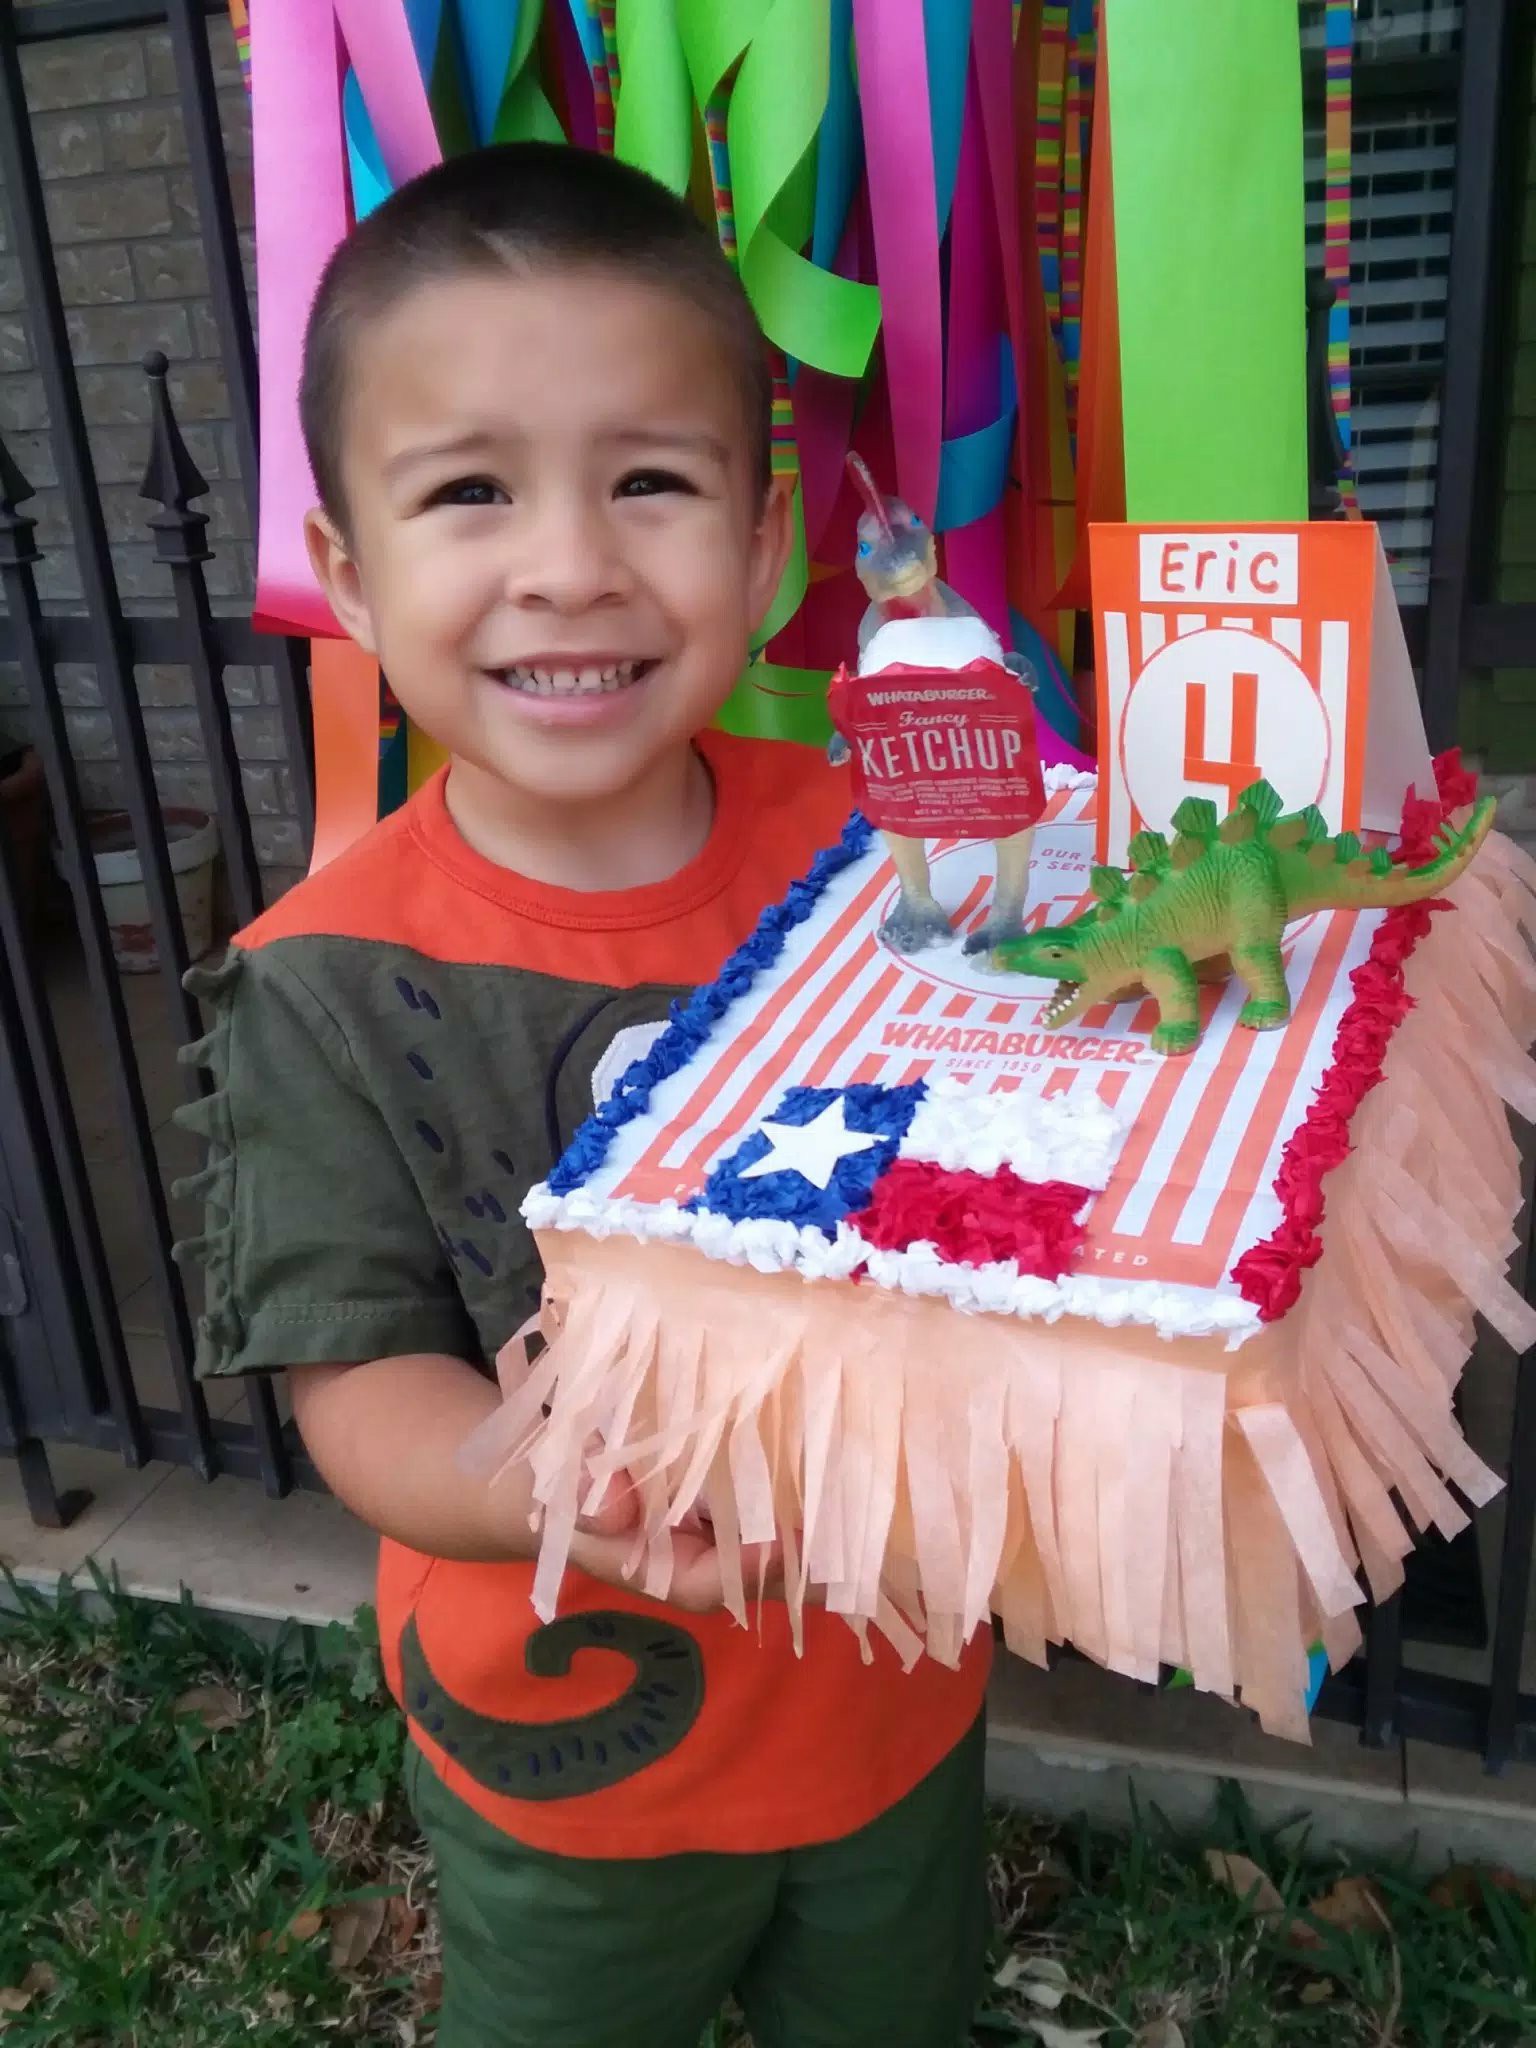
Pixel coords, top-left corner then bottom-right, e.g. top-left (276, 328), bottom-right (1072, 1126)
top-left (178, 729), bottom-right (991, 1860)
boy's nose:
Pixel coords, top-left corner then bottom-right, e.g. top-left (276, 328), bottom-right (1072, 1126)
top-left (506, 497), bottom-right (627, 613)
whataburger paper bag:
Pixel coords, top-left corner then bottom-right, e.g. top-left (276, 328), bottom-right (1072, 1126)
top-left (1090, 521), bottom-right (1435, 866)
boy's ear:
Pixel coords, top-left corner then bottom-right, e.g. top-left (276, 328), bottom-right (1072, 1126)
top-left (304, 507), bottom-right (377, 654)
top-left (746, 475), bottom-right (796, 637)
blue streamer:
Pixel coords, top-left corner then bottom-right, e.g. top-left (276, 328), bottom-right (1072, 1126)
top-left (934, 341), bottom-right (1017, 534)
top-left (343, 70), bottom-right (393, 220)
top-left (1008, 610), bottom-right (1081, 751)
top-left (925, 0), bottom-right (973, 237)
top-left (811, 0), bottom-right (861, 270)
top-left (455, 0), bottom-right (521, 144)
top-left (564, 0), bottom-right (604, 69)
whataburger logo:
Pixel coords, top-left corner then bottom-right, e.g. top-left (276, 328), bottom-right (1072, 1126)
top-left (878, 1016), bottom-right (1147, 1066)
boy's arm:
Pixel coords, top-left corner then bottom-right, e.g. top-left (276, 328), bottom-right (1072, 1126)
top-left (290, 1354), bottom-right (523, 1560)
top-left (290, 1354), bottom-right (750, 1604)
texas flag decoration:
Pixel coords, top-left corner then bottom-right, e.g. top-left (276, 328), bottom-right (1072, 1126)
top-left (691, 1080), bottom-right (1123, 1284)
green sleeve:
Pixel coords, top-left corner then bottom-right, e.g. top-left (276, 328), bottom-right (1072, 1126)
top-left (173, 948), bottom-right (478, 1378)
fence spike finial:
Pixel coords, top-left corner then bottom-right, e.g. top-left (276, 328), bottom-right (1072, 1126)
top-left (139, 350), bottom-right (209, 514)
top-left (0, 428), bottom-right (36, 518)
top-left (0, 428), bottom-right (39, 568)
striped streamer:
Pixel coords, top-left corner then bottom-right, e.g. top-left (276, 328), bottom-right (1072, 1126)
top-left (1033, 3), bottom-right (1068, 359)
top-left (1324, 0), bottom-right (1359, 515)
top-left (230, 0), bottom-right (251, 90)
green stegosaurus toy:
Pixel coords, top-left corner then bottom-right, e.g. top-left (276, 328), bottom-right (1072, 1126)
top-left (972, 778), bottom-right (1496, 1056)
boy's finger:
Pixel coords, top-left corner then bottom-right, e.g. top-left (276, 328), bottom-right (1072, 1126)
top-left (575, 1468), bottom-right (639, 1535)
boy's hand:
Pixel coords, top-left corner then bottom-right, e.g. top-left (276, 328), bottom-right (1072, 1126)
top-left (571, 1508), bottom-right (783, 1615)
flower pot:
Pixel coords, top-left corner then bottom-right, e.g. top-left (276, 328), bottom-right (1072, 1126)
top-left (82, 808), bottom-right (219, 974)
top-left (0, 745), bottom-right (46, 938)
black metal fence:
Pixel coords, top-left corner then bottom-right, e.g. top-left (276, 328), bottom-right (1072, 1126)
top-left (0, 0), bottom-right (314, 1511)
top-left (0, 0), bottom-right (1532, 1776)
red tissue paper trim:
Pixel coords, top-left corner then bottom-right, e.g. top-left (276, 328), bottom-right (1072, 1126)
top-left (850, 1159), bottom-right (1092, 1278)
top-left (1231, 751), bottom-right (1472, 1323)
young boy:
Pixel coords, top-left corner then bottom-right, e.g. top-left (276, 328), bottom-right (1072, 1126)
top-left (178, 142), bottom-right (992, 2048)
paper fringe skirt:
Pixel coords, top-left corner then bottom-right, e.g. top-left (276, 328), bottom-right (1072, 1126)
top-left (475, 835), bottom-right (1536, 1741)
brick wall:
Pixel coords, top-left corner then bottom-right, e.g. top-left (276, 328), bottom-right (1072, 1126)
top-left (0, 9), bottom-right (304, 886)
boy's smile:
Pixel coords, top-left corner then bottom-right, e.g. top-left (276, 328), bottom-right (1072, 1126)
top-left (306, 266), bottom-right (789, 880)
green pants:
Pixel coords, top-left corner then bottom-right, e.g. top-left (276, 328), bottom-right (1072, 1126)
top-left (406, 1716), bottom-right (989, 2048)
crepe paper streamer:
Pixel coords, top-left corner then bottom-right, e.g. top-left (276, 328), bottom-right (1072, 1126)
top-left (925, 0), bottom-right (974, 237)
top-left (549, 0), bottom-right (599, 148)
top-left (566, 0), bottom-right (606, 69)
top-left (937, 66), bottom-right (1010, 640)
top-left (344, 72), bottom-right (394, 222)
top-left (343, 3), bottom-right (474, 211)
top-left (936, 344), bottom-right (1018, 540)
top-left (811, 0), bottom-right (860, 269)
top-left (1058, 0), bottom-right (1093, 437)
top-left (1033, 2), bottom-right (1068, 361)
top-left (1053, 3), bottom-right (1121, 612)
top-left (490, 7), bottom-right (565, 144)
top-left (1167, 1640), bottom-right (1327, 1715)
top-left (853, 0), bottom-right (942, 524)
top-left (1009, 608), bottom-right (1082, 751)
top-left (309, 640), bottom-right (387, 873)
top-left (614, 0), bottom-right (693, 194)
top-left (972, 0), bottom-right (1028, 399)
top-left (677, 0), bottom-right (881, 380)
top-left (694, 67), bottom-right (808, 653)
top-left (717, 660), bottom-right (834, 745)
top-left (378, 678), bottom-right (409, 819)
top-left (457, 0), bottom-right (524, 142)
top-left (229, 0), bottom-right (250, 91)
top-left (1324, 0), bottom-right (1360, 516)
top-left (408, 722), bottom-right (450, 794)
top-left (250, 0), bottom-right (349, 638)
top-left (334, 0), bottom-right (440, 186)
top-left (563, 0), bottom-right (616, 149)
top-left (1105, 0), bottom-right (1308, 523)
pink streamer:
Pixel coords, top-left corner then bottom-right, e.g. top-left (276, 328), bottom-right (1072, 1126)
top-left (970, 0), bottom-right (1027, 401)
top-left (852, 0), bottom-right (943, 524)
top-left (942, 61), bottom-right (1009, 640)
top-left (251, 0), bottom-right (349, 636)
top-left (333, 0), bottom-right (441, 185)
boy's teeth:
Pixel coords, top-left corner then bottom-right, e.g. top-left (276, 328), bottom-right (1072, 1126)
top-left (501, 660), bottom-right (643, 696)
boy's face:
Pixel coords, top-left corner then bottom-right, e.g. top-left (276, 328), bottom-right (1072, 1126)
top-left (307, 267), bottom-right (789, 809)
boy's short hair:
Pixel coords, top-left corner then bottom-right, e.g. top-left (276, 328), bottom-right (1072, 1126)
top-left (301, 141), bottom-right (773, 529)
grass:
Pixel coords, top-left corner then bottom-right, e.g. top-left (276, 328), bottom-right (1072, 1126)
top-left (0, 1577), bottom-right (1532, 2046)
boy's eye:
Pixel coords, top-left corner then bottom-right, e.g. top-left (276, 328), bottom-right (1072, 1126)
top-left (427, 477), bottom-right (508, 509)
top-left (616, 469), bottom-right (695, 499)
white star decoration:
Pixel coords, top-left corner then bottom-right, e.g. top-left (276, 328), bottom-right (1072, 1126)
top-left (737, 1098), bottom-right (883, 1191)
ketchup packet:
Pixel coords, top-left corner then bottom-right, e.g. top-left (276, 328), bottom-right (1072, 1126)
top-left (828, 658), bottom-right (1046, 837)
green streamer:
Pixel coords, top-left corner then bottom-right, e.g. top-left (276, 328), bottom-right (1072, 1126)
top-left (718, 660), bottom-right (833, 744)
top-left (428, 20), bottom-right (476, 158)
top-left (677, 0), bottom-right (881, 376)
top-left (1105, 0), bottom-right (1308, 522)
top-left (615, 0), bottom-right (693, 194)
top-left (752, 480), bottom-right (810, 652)
top-left (492, 1), bottom-right (563, 144)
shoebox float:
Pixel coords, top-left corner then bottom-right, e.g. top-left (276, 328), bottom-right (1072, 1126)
top-left (471, 517), bottom-right (1536, 1742)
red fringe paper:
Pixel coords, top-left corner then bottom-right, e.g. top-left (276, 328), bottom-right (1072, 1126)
top-left (1233, 753), bottom-right (1474, 1323)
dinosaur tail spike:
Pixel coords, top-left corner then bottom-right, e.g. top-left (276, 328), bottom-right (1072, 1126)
top-left (1290, 794), bottom-right (1499, 913)
top-left (846, 452), bottom-right (893, 537)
